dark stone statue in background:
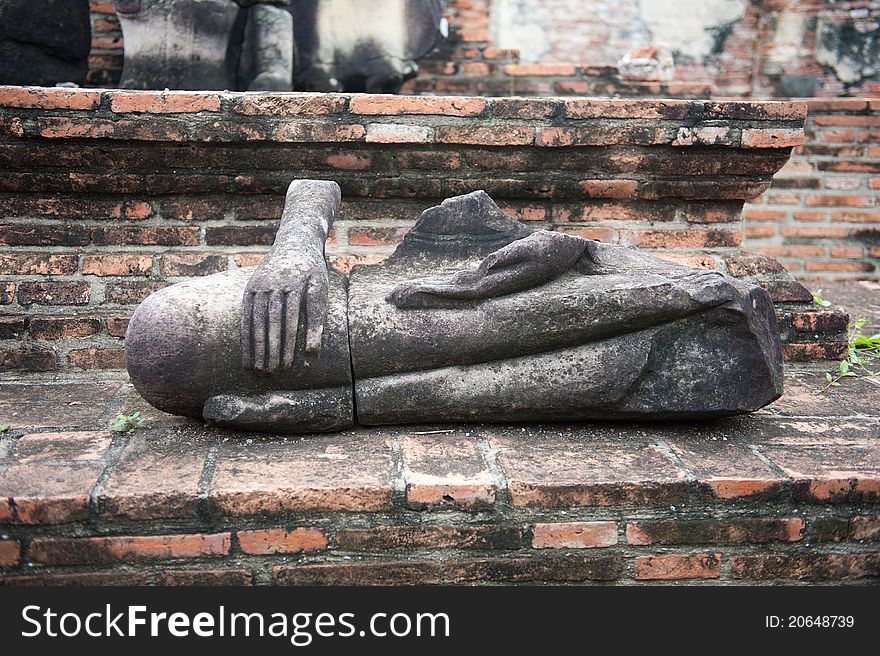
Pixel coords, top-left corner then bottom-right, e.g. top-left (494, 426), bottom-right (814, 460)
top-left (114, 0), bottom-right (293, 90)
top-left (126, 180), bottom-right (784, 433)
top-left (0, 0), bottom-right (91, 86)
top-left (290, 0), bottom-right (445, 92)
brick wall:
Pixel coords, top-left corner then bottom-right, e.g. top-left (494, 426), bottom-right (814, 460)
top-left (2, 88), bottom-right (848, 372)
top-left (743, 99), bottom-right (880, 281)
top-left (0, 419), bottom-right (878, 585)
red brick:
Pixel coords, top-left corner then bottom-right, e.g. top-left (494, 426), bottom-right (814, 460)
top-left (364, 123), bottom-right (433, 143)
top-left (232, 93), bottom-right (346, 115)
top-left (82, 253), bottom-right (153, 276)
top-left (635, 554), bottom-right (721, 580)
top-left (401, 433), bottom-right (495, 511)
top-left (0, 541), bottom-right (20, 567)
top-left (564, 99), bottom-right (690, 119)
top-left (850, 516), bottom-right (880, 541)
top-left (490, 97), bottom-right (559, 120)
top-left (275, 562), bottom-right (440, 586)
top-left (504, 63), bottom-right (577, 76)
top-left (491, 433), bottom-right (689, 508)
top-left (0, 282), bottom-right (14, 304)
top-left (349, 95), bottom-right (486, 117)
top-left (532, 522), bottom-right (618, 549)
top-left (0, 349), bottom-right (56, 372)
top-left (29, 533), bottom-right (231, 565)
top-left (536, 125), bottom-right (665, 147)
top-left (111, 91), bottom-right (221, 113)
top-left (210, 435), bottom-right (394, 514)
top-left (336, 526), bottom-right (524, 551)
top-left (0, 316), bottom-right (25, 339)
top-left (626, 519), bottom-right (802, 545)
top-left (482, 47), bottom-right (520, 60)
top-left (234, 253), bottom-right (264, 268)
top-left (0, 462), bottom-right (104, 523)
top-left (814, 115), bottom-right (880, 126)
top-left (17, 282), bottom-right (91, 306)
top-left (791, 312), bottom-right (850, 333)
top-left (28, 317), bottom-right (102, 339)
top-left (0, 253), bottom-right (77, 275)
top-left (348, 226), bottom-right (409, 247)
top-left (761, 444), bottom-right (880, 503)
top-left (92, 226), bottom-right (201, 246)
top-left (742, 209), bottom-right (786, 221)
top-left (106, 316), bottom-right (130, 337)
top-left (741, 128), bottom-right (804, 148)
top-left (435, 125), bottom-right (534, 146)
top-left (806, 195), bottom-right (874, 207)
top-left (744, 225), bottom-right (776, 238)
top-left (807, 99), bottom-right (869, 111)
top-left (104, 281), bottom-right (168, 304)
top-left (671, 126), bottom-right (734, 147)
top-left (445, 556), bottom-right (622, 583)
top-left (15, 431), bottom-right (112, 463)
top-left (830, 211), bottom-right (880, 223)
top-left (0, 572), bottom-right (147, 586)
top-left (730, 553), bottom-right (880, 581)
top-left (160, 570), bottom-right (253, 586)
top-left (793, 211), bottom-right (829, 222)
top-left (237, 528), bottom-right (328, 554)
top-left (274, 122), bottom-right (365, 142)
top-left (160, 252), bottom-right (228, 276)
top-left (325, 152), bottom-right (373, 170)
top-left (780, 226), bottom-right (850, 238)
top-left (0, 86), bottom-right (101, 110)
top-left (817, 129), bottom-right (856, 143)
top-left (578, 179), bottom-right (638, 199)
top-left (624, 229), bottom-right (742, 249)
top-left (783, 343), bottom-right (849, 361)
top-left (804, 261), bottom-right (874, 272)
top-left (68, 348), bottom-right (125, 369)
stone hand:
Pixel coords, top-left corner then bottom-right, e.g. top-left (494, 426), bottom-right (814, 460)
top-left (389, 230), bottom-right (589, 309)
top-left (241, 247), bottom-right (328, 372)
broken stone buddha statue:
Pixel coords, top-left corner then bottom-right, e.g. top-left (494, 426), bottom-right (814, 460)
top-left (114, 0), bottom-right (293, 90)
top-left (125, 180), bottom-right (784, 433)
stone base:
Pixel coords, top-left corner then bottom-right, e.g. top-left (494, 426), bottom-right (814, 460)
top-left (0, 362), bottom-right (877, 586)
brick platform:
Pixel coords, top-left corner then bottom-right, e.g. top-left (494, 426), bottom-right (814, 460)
top-left (2, 282), bottom-right (878, 586)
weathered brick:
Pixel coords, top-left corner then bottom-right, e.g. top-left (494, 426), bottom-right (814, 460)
top-left (237, 528), bottom-right (328, 555)
top-left (160, 569), bottom-right (253, 586)
top-left (791, 312), bottom-right (850, 334)
top-left (624, 229), bottom-right (742, 249)
top-left (111, 91), bottom-right (221, 113)
top-left (0, 541), bottom-right (21, 567)
top-left (91, 226), bottom-right (200, 246)
top-left (578, 179), bottom-right (638, 199)
top-left (210, 435), bottom-right (394, 514)
top-left (730, 553), bottom-right (880, 581)
top-left (275, 562), bottom-right (440, 586)
top-left (337, 526), bottom-right (524, 551)
top-left (68, 348), bottom-right (125, 369)
top-left (29, 317), bottom-right (102, 339)
top-left (104, 281), bottom-right (168, 304)
top-left (17, 282), bottom-right (91, 306)
top-left (741, 128), bottom-right (804, 148)
top-left (349, 95), bottom-right (486, 117)
top-left (365, 123), bottom-right (434, 143)
top-left (435, 125), bottom-right (534, 146)
top-left (106, 316), bottom-right (130, 337)
top-left (160, 252), bottom-right (228, 277)
top-left (0, 462), bottom-right (103, 523)
top-left (626, 519), bottom-right (802, 545)
top-left (532, 522), bottom-right (618, 549)
top-left (0, 86), bottom-right (101, 110)
top-left (29, 533), bottom-right (232, 565)
top-left (0, 349), bottom-right (56, 372)
top-left (761, 444), bottom-right (880, 503)
top-left (0, 572), bottom-right (147, 586)
top-left (850, 516), bottom-right (880, 541)
top-left (635, 554), bottom-right (721, 580)
top-left (564, 99), bottom-right (691, 120)
top-left (274, 122), bottom-right (365, 142)
top-left (0, 253), bottom-right (77, 275)
top-left (0, 316), bottom-right (25, 339)
top-left (0, 282), bottom-right (14, 304)
top-left (401, 434), bottom-right (495, 511)
top-left (232, 93), bottom-right (346, 116)
top-left (82, 253), bottom-right (153, 276)
top-left (445, 556), bottom-right (622, 583)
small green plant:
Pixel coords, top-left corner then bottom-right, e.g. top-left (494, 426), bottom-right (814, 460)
top-left (0, 424), bottom-right (9, 435)
top-left (110, 411), bottom-right (146, 433)
top-left (811, 289), bottom-right (831, 307)
top-left (822, 316), bottom-right (880, 391)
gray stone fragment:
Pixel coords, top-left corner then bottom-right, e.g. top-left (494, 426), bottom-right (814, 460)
top-left (115, 0), bottom-right (293, 91)
top-left (290, 0), bottom-right (444, 92)
top-left (0, 0), bottom-right (91, 86)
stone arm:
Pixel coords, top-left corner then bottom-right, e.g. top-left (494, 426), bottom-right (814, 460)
top-left (389, 230), bottom-right (725, 310)
top-left (241, 179), bottom-right (340, 373)
top-left (389, 230), bottom-right (588, 309)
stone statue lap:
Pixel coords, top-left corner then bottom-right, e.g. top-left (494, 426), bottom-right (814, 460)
top-left (125, 180), bottom-right (784, 433)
